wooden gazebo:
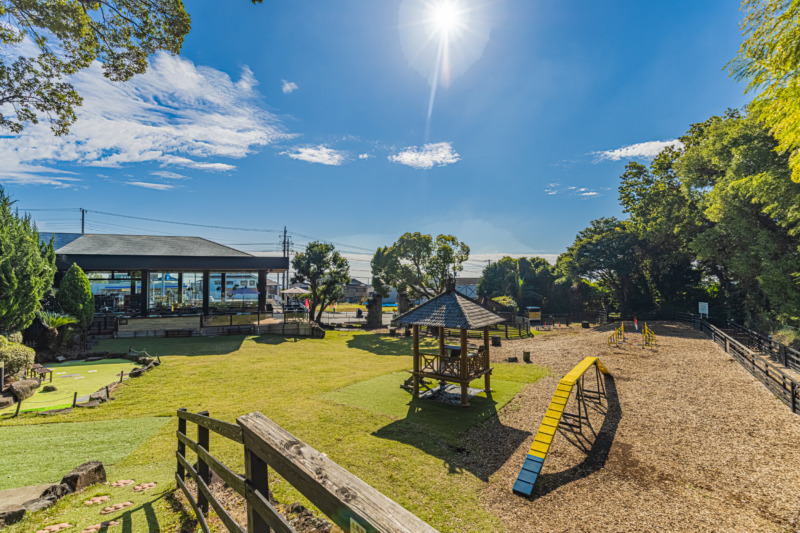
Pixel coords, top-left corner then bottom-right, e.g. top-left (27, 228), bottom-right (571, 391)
top-left (396, 290), bottom-right (506, 407)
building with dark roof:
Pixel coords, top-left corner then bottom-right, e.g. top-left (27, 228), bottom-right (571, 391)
top-left (43, 233), bottom-right (288, 317)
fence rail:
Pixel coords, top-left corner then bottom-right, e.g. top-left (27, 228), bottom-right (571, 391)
top-left (175, 409), bottom-right (438, 533)
top-left (689, 319), bottom-right (799, 415)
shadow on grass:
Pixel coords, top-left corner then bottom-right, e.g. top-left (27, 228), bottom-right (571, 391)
top-left (115, 494), bottom-right (166, 533)
top-left (251, 334), bottom-right (298, 345)
top-left (107, 336), bottom-right (248, 357)
top-left (373, 394), bottom-right (530, 481)
top-left (346, 333), bottom-right (425, 356)
top-left (528, 374), bottom-right (621, 499)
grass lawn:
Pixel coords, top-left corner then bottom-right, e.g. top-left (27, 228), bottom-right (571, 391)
top-left (0, 332), bottom-right (548, 533)
top-left (0, 359), bottom-right (142, 414)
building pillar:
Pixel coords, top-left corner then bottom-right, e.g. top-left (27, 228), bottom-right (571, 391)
top-left (220, 273), bottom-right (226, 303)
top-left (257, 270), bottom-right (267, 312)
top-left (130, 271), bottom-right (136, 296)
top-left (177, 272), bottom-right (183, 304)
top-left (202, 271), bottom-right (210, 316)
top-left (141, 270), bottom-right (150, 317)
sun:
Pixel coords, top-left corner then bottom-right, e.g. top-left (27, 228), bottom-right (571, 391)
top-left (430, 2), bottom-right (462, 35)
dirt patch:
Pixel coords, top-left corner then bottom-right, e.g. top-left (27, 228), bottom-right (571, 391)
top-left (477, 321), bottom-right (800, 532)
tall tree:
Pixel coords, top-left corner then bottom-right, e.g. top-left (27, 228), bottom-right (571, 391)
top-left (291, 241), bottom-right (350, 324)
top-left (371, 232), bottom-right (469, 300)
top-left (729, 0), bottom-right (800, 182)
top-left (0, 186), bottom-right (55, 333)
top-left (0, 0), bottom-right (262, 135)
top-left (56, 263), bottom-right (94, 332)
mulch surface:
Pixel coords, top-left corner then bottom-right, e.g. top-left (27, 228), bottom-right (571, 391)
top-left (468, 321), bottom-right (800, 532)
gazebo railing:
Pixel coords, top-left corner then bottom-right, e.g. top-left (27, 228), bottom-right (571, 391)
top-left (418, 352), bottom-right (487, 379)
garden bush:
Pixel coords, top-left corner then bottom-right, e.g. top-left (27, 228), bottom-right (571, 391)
top-left (5, 332), bottom-right (22, 344)
top-left (0, 336), bottom-right (35, 376)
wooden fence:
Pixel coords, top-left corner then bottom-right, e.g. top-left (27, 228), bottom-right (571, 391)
top-left (724, 320), bottom-right (800, 373)
top-left (176, 409), bottom-right (439, 533)
top-left (689, 318), bottom-right (799, 416)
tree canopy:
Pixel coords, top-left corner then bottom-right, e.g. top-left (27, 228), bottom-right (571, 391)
top-left (291, 241), bottom-right (350, 324)
top-left (56, 263), bottom-right (95, 329)
top-left (0, 0), bottom-right (262, 135)
top-left (729, 0), bottom-right (800, 182)
top-left (371, 232), bottom-right (469, 300)
top-left (0, 186), bottom-right (55, 333)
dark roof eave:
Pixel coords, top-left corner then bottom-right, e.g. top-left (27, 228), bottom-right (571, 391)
top-left (55, 254), bottom-right (289, 272)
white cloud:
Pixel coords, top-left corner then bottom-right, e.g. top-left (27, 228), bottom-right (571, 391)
top-left (127, 181), bottom-right (175, 191)
top-left (388, 142), bottom-right (460, 170)
top-left (281, 79), bottom-right (299, 94)
top-left (281, 145), bottom-right (345, 166)
top-left (580, 191), bottom-right (599, 197)
top-left (593, 139), bottom-right (683, 161)
top-left (544, 183), bottom-right (602, 199)
top-left (358, 153), bottom-right (370, 160)
top-left (150, 170), bottom-right (188, 179)
top-left (0, 51), bottom-right (291, 185)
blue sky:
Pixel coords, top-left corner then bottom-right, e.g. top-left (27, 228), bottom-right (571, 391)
top-left (2, 0), bottom-right (749, 280)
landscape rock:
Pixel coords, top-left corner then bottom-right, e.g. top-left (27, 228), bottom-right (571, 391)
top-left (9, 379), bottom-right (40, 401)
top-left (0, 395), bottom-right (15, 409)
top-left (61, 461), bottom-right (106, 493)
top-left (89, 391), bottom-right (110, 403)
top-left (39, 408), bottom-right (73, 416)
top-left (0, 507), bottom-right (25, 527)
top-left (43, 385), bottom-right (57, 392)
top-left (76, 400), bottom-right (101, 408)
top-left (129, 368), bottom-right (144, 378)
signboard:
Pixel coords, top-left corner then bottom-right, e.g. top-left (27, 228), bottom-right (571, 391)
top-left (698, 302), bottom-right (709, 316)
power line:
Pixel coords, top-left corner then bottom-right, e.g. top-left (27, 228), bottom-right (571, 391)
top-left (87, 210), bottom-right (282, 233)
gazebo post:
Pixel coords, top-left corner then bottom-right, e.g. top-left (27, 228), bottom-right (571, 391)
top-left (412, 325), bottom-right (420, 397)
top-left (459, 328), bottom-right (469, 407)
top-left (483, 326), bottom-right (491, 393)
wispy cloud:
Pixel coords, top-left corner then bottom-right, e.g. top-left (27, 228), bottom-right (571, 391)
top-left (281, 79), bottom-right (299, 94)
top-left (388, 142), bottom-right (460, 170)
top-left (544, 182), bottom-right (602, 199)
top-left (150, 171), bottom-right (188, 180)
top-left (1, 51), bottom-right (291, 186)
top-left (593, 139), bottom-right (683, 162)
top-left (127, 181), bottom-right (176, 191)
top-left (281, 145), bottom-right (345, 166)
top-left (358, 153), bottom-right (370, 160)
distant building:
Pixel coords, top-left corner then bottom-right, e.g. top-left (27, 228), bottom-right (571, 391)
top-left (343, 279), bottom-right (374, 303)
top-left (455, 277), bottom-right (480, 299)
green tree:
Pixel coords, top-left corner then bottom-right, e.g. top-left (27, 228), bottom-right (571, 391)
top-left (0, 186), bottom-right (55, 333)
top-left (728, 0), bottom-right (800, 182)
top-left (561, 217), bottom-right (652, 314)
top-left (56, 263), bottom-right (94, 333)
top-left (0, 0), bottom-right (262, 135)
top-left (477, 256), bottom-right (554, 311)
top-left (292, 242), bottom-right (350, 324)
top-left (371, 232), bottom-right (469, 300)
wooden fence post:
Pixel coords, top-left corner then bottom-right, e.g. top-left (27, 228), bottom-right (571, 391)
top-left (72, 392), bottom-right (78, 408)
top-left (177, 408), bottom-right (187, 481)
top-left (245, 447), bottom-right (271, 533)
top-left (792, 382), bottom-right (797, 414)
top-left (197, 410), bottom-right (210, 516)
top-left (725, 337), bottom-right (729, 353)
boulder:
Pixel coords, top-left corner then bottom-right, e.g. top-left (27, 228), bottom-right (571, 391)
top-left (9, 379), bottom-right (40, 401)
top-left (129, 368), bottom-right (145, 378)
top-left (61, 461), bottom-right (106, 493)
top-left (43, 385), bottom-right (57, 392)
top-left (0, 507), bottom-right (25, 527)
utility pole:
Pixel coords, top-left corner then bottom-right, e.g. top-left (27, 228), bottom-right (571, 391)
top-left (80, 208), bottom-right (86, 234)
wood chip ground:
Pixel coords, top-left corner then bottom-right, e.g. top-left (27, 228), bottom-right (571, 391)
top-left (464, 321), bottom-right (800, 532)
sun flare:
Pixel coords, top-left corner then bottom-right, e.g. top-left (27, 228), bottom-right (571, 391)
top-left (430, 2), bottom-right (462, 34)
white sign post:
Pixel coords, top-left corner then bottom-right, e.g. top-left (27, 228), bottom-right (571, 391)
top-left (698, 302), bottom-right (709, 318)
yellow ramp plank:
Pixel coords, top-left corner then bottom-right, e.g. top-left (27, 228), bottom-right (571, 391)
top-left (530, 441), bottom-right (550, 454)
top-left (534, 432), bottom-right (554, 445)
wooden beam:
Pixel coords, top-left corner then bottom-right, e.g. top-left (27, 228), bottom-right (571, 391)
top-left (237, 412), bottom-right (439, 533)
top-left (484, 326), bottom-right (491, 393)
top-left (460, 328), bottom-right (469, 407)
top-left (412, 325), bottom-right (420, 397)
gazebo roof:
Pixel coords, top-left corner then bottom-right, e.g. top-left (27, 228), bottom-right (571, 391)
top-left (395, 290), bottom-right (506, 329)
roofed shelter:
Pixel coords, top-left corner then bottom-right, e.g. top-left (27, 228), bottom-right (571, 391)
top-left (396, 290), bottom-right (506, 407)
top-left (42, 233), bottom-right (288, 317)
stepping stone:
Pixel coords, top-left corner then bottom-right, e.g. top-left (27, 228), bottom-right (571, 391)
top-left (80, 521), bottom-right (119, 533)
top-left (87, 370), bottom-right (98, 373)
top-left (35, 523), bottom-right (72, 533)
top-left (84, 496), bottom-right (110, 506)
top-left (132, 482), bottom-right (156, 492)
top-left (99, 501), bottom-right (133, 514)
top-left (109, 480), bottom-right (134, 488)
